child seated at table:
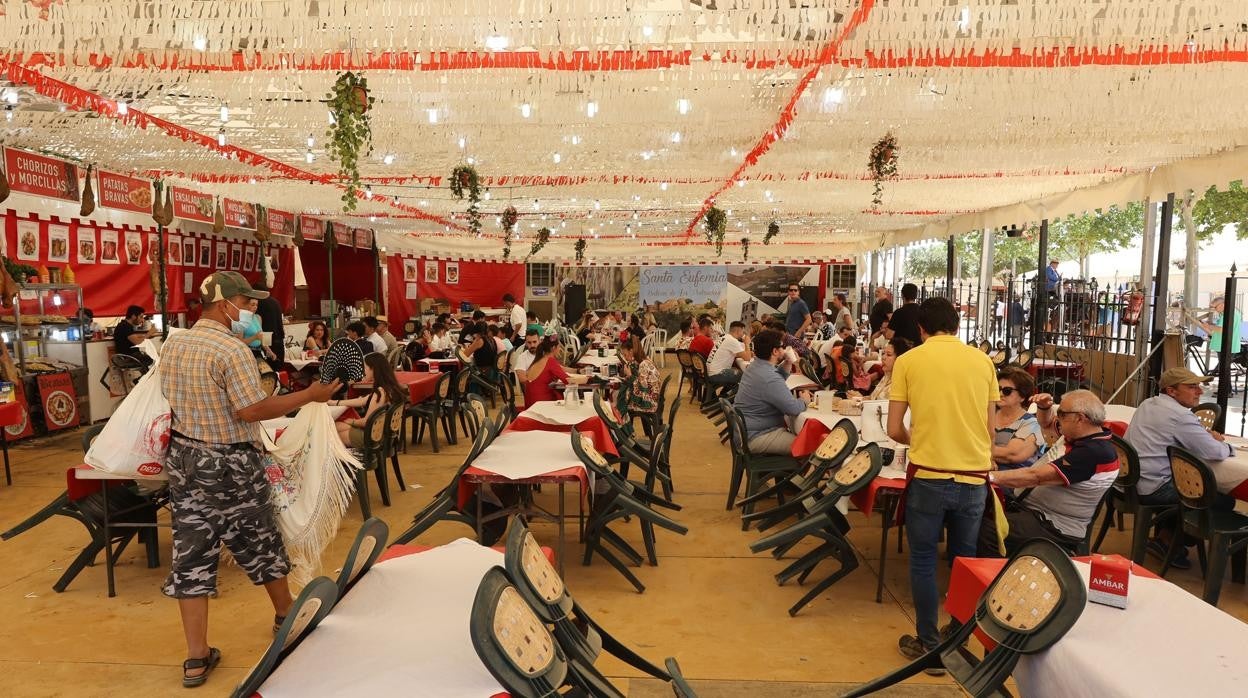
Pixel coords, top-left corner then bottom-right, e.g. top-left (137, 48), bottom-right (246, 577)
top-left (329, 353), bottom-right (406, 448)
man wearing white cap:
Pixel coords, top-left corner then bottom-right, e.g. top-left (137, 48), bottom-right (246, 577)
top-left (374, 315), bottom-right (399, 353)
top-left (1124, 367), bottom-right (1237, 567)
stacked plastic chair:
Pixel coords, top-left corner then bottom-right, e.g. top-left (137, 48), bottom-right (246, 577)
top-left (748, 444), bottom-right (882, 616)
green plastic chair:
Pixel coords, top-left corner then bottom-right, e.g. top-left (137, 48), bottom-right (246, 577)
top-left (1161, 446), bottom-right (1248, 605)
top-left (843, 539), bottom-right (1087, 696)
top-left (335, 517), bottom-right (388, 598)
top-left (229, 577), bottom-right (338, 698)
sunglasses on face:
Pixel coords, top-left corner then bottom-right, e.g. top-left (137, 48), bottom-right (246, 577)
top-left (1000, 387), bottom-right (1018, 396)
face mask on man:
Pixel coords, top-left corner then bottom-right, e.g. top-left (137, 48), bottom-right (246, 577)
top-left (227, 299), bottom-right (254, 336)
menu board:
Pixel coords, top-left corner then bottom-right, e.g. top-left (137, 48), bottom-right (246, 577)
top-left (96, 170), bottom-right (153, 213)
top-left (172, 187), bottom-right (214, 223)
top-left (223, 198), bottom-right (257, 229)
top-left (4, 148), bottom-right (80, 201)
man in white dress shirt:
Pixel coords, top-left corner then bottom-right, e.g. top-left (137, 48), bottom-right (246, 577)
top-left (706, 321), bottom-right (753, 396)
top-left (503, 293), bottom-right (526, 344)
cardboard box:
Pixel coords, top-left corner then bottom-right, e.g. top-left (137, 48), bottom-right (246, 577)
top-left (1088, 554), bottom-right (1131, 609)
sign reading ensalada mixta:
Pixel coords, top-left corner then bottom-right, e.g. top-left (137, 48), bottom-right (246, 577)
top-left (4, 148), bottom-right (80, 201)
top-left (223, 198), bottom-right (257, 229)
top-left (97, 170), bottom-right (153, 213)
top-left (267, 209), bottom-right (295, 237)
top-left (172, 187), bottom-right (215, 223)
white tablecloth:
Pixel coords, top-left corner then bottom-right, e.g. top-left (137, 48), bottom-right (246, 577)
top-left (1014, 560), bottom-right (1248, 697)
top-left (786, 373), bottom-right (818, 392)
top-left (470, 430), bottom-right (588, 481)
top-left (287, 358), bottom-right (321, 371)
top-left (1098, 404), bottom-right (1248, 493)
top-left (576, 353), bottom-right (620, 368)
top-left (520, 400), bottom-right (599, 426)
top-left (257, 539), bottom-right (505, 698)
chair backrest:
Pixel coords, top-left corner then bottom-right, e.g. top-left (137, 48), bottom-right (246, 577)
top-left (454, 367), bottom-right (473, 398)
top-left (666, 658), bottom-right (698, 698)
top-left (809, 418), bottom-right (859, 467)
top-left (974, 538), bottom-right (1087, 659)
top-left (335, 517), bottom-right (389, 597)
top-left (1107, 434), bottom-right (1140, 488)
top-left (435, 371), bottom-right (453, 400)
top-left (1015, 349), bottom-right (1033, 368)
top-left (978, 340), bottom-right (993, 354)
top-left (689, 352), bottom-right (708, 377)
top-left (386, 401), bottom-right (405, 444)
top-left (990, 349), bottom-right (1007, 367)
top-left (1167, 445), bottom-right (1218, 511)
top-left (469, 566), bottom-right (570, 697)
top-left (464, 393), bottom-right (489, 434)
top-left (1192, 402), bottom-right (1222, 430)
top-left (504, 519), bottom-right (570, 622)
top-left (258, 371), bottom-right (279, 397)
top-left (591, 390), bottom-right (624, 430)
top-left (676, 349), bottom-right (693, 370)
top-left (359, 407), bottom-right (389, 465)
top-left (570, 428), bottom-right (623, 489)
top-left (230, 576), bottom-right (338, 698)
top-left (827, 443), bottom-right (882, 498)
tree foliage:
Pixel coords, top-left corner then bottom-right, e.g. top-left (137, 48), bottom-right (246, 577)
top-left (1187, 180), bottom-right (1248, 240)
top-left (1046, 201), bottom-right (1145, 266)
top-left (904, 234), bottom-right (1039, 281)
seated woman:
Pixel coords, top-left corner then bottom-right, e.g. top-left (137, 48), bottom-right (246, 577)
top-left (823, 334), bottom-right (858, 390)
top-left (992, 366), bottom-right (1045, 471)
top-left (574, 311), bottom-right (596, 346)
top-left (616, 335), bottom-right (661, 430)
top-left (462, 321), bottom-right (499, 375)
top-left (303, 320), bottom-right (330, 356)
top-left (522, 335), bottom-right (588, 405)
top-left (869, 337), bottom-right (913, 400)
top-left (329, 353), bottom-right (406, 448)
top-left (404, 327), bottom-right (432, 363)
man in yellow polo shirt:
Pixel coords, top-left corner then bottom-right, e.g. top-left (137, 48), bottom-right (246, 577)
top-left (887, 296), bottom-right (999, 670)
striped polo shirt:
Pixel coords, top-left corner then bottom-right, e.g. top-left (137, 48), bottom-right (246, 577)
top-left (1023, 429), bottom-right (1119, 538)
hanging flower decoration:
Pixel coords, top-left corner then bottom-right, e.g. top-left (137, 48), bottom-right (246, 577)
top-left (741, 236), bottom-right (751, 262)
top-left (325, 71), bottom-right (374, 212)
top-left (449, 164), bottom-right (482, 237)
top-left (704, 205), bottom-right (727, 256)
top-left (574, 237), bottom-right (587, 264)
top-left (527, 227), bottom-right (551, 260)
top-left (764, 220), bottom-right (780, 245)
top-left (500, 204), bottom-right (518, 259)
top-left (868, 132), bottom-right (899, 210)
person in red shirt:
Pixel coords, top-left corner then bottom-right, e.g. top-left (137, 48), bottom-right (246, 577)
top-left (521, 335), bottom-right (588, 406)
top-left (689, 317), bottom-right (715, 359)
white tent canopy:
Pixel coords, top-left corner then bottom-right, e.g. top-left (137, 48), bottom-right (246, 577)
top-left (2, 1), bottom-right (1247, 262)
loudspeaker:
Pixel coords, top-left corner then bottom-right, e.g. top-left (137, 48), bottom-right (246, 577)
top-left (564, 284), bottom-right (587, 325)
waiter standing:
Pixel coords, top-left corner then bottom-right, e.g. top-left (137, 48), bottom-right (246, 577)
top-left (254, 279), bottom-right (285, 368)
top-left (159, 271), bottom-right (337, 688)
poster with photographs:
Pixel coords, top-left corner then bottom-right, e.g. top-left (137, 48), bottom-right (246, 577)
top-left (215, 241), bottom-right (228, 269)
top-left (16, 220), bottom-right (40, 261)
top-left (199, 238), bottom-right (212, 267)
top-left (168, 234), bottom-right (183, 266)
top-left (423, 259), bottom-right (439, 283)
top-left (182, 237), bottom-right (196, 267)
top-left (124, 231), bottom-right (143, 264)
top-left (403, 258), bottom-right (419, 282)
top-left (230, 244), bottom-right (242, 270)
top-left (146, 232), bottom-right (159, 263)
top-left (100, 229), bottom-right (120, 264)
top-left (446, 261), bottom-right (460, 284)
top-left (47, 224), bottom-right (70, 263)
top-left (243, 246), bottom-right (256, 272)
top-left (269, 248), bottom-right (281, 272)
top-left (77, 227), bottom-right (97, 264)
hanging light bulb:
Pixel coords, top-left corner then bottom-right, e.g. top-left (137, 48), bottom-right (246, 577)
top-left (632, 211), bottom-right (639, 220)
top-left (642, 25), bottom-right (654, 37)
top-left (365, 186), bottom-right (373, 200)
top-left (677, 98), bottom-right (690, 115)
top-left (737, 179), bottom-right (746, 188)
top-left (217, 128), bottom-right (226, 147)
top-left (660, 182), bottom-right (668, 191)
top-left (458, 136), bottom-right (466, 149)
top-left (305, 149), bottom-right (314, 163)
top-left (570, 134), bottom-right (581, 145)
top-left (532, 199), bottom-right (540, 210)
top-left (383, 153), bottom-right (395, 165)
top-left (520, 102), bottom-right (532, 118)
top-left (427, 108), bottom-right (438, 124)
top-left (594, 200), bottom-right (601, 210)
top-left (586, 101), bottom-right (598, 118)
top-left (420, 200), bottom-right (428, 206)
top-left (249, 177), bottom-right (256, 185)
top-left (552, 152), bottom-right (561, 164)
top-left (670, 131), bottom-right (681, 144)
top-left (2, 90), bottom-right (17, 106)
top-left (327, 110), bottom-right (335, 125)
top-left (193, 37), bottom-right (207, 51)
top-left (117, 101), bottom-right (129, 115)
top-left (483, 190), bottom-right (491, 200)
top-left (369, 216), bottom-right (377, 222)
top-left (307, 134), bottom-right (315, 148)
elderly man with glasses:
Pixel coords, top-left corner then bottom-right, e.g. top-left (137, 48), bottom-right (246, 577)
top-left (980, 389), bottom-right (1118, 555)
top-left (1120, 367), bottom-right (1238, 568)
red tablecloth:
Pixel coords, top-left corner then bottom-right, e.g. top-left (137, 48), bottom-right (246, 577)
top-left (354, 371), bottom-right (441, 404)
top-left (0, 401), bottom-right (23, 427)
top-left (1027, 359), bottom-right (1085, 382)
top-left (945, 555), bottom-right (1161, 650)
top-left (1104, 420), bottom-right (1128, 437)
top-left (789, 418), bottom-right (905, 518)
top-left (456, 415), bottom-right (617, 510)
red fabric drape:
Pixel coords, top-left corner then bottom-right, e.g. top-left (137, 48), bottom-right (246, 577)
top-left (416, 258), bottom-right (524, 312)
top-left (270, 246), bottom-right (296, 313)
top-left (300, 240), bottom-right (379, 313)
top-left (3, 211), bottom-right (266, 317)
top-left (386, 254), bottom-right (417, 332)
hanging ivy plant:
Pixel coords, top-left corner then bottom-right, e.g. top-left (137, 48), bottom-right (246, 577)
top-left (868, 132), bottom-right (899, 210)
top-left (527, 227), bottom-right (552, 260)
top-left (764, 220), bottom-right (780, 245)
top-left (325, 71), bottom-right (374, 212)
top-left (449, 164), bottom-right (482, 237)
top-left (500, 205), bottom-right (519, 259)
top-left (574, 237), bottom-right (587, 264)
top-left (704, 206), bottom-right (727, 256)
top-left (741, 236), bottom-right (751, 262)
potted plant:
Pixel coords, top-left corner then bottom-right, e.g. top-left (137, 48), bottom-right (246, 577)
top-left (741, 236), bottom-right (750, 262)
top-left (764, 220), bottom-right (780, 245)
top-left (449, 164), bottom-right (482, 237)
top-left (869, 132), bottom-right (899, 210)
top-left (574, 238), bottom-right (587, 264)
top-left (325, 71), bottom-right (375, 212)
top-left (527, 227), bottom-right (551, 260)
top-left (704, 206), bottom-right (727, 256)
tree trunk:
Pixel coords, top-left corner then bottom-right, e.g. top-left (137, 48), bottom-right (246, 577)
top-left (1181, 190), bottom-right (1199, 313)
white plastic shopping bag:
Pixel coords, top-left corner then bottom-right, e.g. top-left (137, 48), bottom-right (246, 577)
top-left (85, 356), bottom-right (170, 477)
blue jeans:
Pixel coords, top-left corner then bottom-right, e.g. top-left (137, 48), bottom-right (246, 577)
top-left (905, 477), bottom-right (987, 649)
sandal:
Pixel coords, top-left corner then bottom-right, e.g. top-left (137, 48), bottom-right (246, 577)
top-left (182, 647), bottom-right (221, 688)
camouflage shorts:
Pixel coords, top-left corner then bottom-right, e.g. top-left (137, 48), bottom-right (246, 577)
top-left (161, 436), bottom-right (289, 598)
